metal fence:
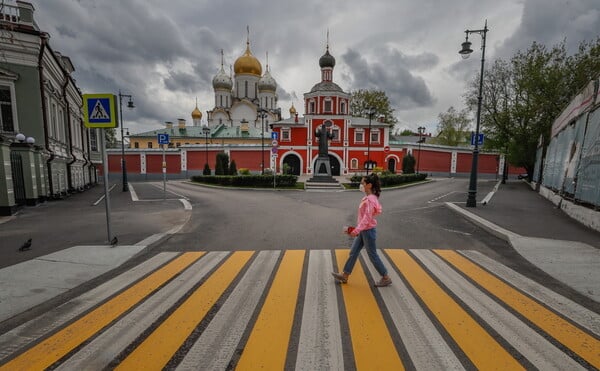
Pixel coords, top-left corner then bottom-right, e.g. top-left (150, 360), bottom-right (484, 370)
top-left (536, 78), bottom-right (600, 208)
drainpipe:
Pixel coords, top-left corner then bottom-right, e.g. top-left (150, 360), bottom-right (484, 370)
top-left (80, 117), bottom-right (91, 188)
top-left (38, 32), bottom-right (54, 197)
top-left (63, 78), bottom-right (77, 192)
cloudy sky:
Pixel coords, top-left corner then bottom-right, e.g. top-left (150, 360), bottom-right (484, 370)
top-left (26, 0), bottom-right (600, 136)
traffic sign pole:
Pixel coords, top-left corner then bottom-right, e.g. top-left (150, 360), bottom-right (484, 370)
top-left (101, 130), bottom-right (113, 244)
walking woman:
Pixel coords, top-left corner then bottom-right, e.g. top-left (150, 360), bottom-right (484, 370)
top-left (332, 173), bottom-right (392, 287)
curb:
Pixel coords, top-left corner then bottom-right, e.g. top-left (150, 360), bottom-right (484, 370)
top-left (444, 202), bottom-right (520, 242)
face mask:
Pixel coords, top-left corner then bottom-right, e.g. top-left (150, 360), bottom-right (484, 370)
top-left (359, 184), bottom-right (365, 193)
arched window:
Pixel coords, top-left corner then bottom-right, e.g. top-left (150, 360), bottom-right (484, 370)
top-left (351, 158), bottom-right (358, 169)
top-left (245, 81), bottom-right (248, 97)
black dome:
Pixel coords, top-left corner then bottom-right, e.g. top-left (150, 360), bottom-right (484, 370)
top-left (319, 49), bottom-right (336, 68)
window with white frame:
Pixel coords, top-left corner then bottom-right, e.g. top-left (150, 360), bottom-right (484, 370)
top-left (332, 127), bottom-right (340, 141)
top-left (309, 100), bottom-right (315, 114)
top-left (351, 158), bottom-right (358, 169)
top-left (340, 101), bottom-right (346, 115)
top-left (370, 129), bottom-right (380, 143)
top-left (90, 129), bottom-right (98, 151)
top-left (355, 129), bottom-right (364, 143)
top-left (0, 85), bottom-right (15, 132)
top-left (51, 102), bottom-right (58, 139)
top-left (282, 128), bottom-right (291, 141)
top-left (324, 98), bottom-right (332, 113)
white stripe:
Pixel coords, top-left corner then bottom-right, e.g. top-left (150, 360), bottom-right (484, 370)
top-left (362, 250), bottom-right (465, 370)
top-left (295, 250), bottom-right (344, 371)
top-left (460, 250), bottom-right (600, 336)
top-left (58, 252), bottom-right (228, 370)
top-left (179, 198), bottom-right (192, 210)
top-left (413, 250), bottom-right (584, 371)
top-left (129, 183), bottom-right (139, 201)
top-left (177, 250), bottom-right (280, 370)
top-left (0, 253), bottom-right (178, 362)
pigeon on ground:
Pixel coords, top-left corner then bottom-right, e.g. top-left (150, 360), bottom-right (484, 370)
top-left (19, 238), bottom-right (32, 251)
top-left (110, 236), bottom-right (118, 247)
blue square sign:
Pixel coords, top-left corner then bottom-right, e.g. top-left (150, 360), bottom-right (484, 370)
top-left (158, 133), bottom-right (170, 145)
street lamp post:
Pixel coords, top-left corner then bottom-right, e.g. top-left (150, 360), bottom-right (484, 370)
top-left (366, 107), bottom-right (376, 175)
top-left (118, 91), bottom-right (134, 192)
top-left (417, 126), bottom-right (425, 173)
top-left (459, 20), bottom-right (488, 207)
top-left (258, 109), bottom-right (268, 174)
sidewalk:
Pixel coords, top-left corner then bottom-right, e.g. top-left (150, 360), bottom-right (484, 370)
top-left (0, 182), bottom-right (190, 323)
top-left (446, 180), bottom-right (600, 303)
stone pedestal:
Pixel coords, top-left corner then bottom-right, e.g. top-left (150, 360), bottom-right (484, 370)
top-left (309, 154), bottom-right (335, 183)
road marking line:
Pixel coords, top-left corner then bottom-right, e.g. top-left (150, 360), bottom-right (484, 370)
top-left (129, 183), bottom-right (139, 201)
top-left (459, 250), bottom-right (600, 336)
top-left (335, 249), bottom-right (405, 371)
top-left (92, 184), bottom-right (116, 205)
top-left (436, 249), bottom-right (600, 369)
top-left (295, 250), bottom-right (344, 371)
top-left (0, 252), bottom-right (204, 371)
top-left (414, 250), bottom-right (583, 370)
top-left (177, 251), bottom-right (280, 370)
top-left (236, 250), bottom-right (305, 370)
top-left (0, 253), bottom-right (178, 363)
top-left (179, 198), bottom-right (192, 210)
top-left (56, 252), bottom-right (228, 370)
top-left (362, 251), bottom-right (464, 370)
top-left (116, 251), bottom-right (253, 370)
top-left (386, 249), bottom-right (523, 370)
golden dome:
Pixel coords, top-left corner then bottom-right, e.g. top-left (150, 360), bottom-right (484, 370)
top-left (234, 43), bottom-right (262, 76)
top-left (191, 105), bottom-right (202, 119)
top-left (289, 103), bottom-right (297, 115)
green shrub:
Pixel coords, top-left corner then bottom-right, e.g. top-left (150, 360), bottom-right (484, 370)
top-left (203, 163), bottom-right (211, 175)
top-left (239, 168), bottom-right (250, 175)
top-left (229, 160), bottom-right (238, 175)
top-left (402, 153), bottom-right (416, 174)
top-left (191, 174), bottom-right (298, 187)
top-left (349, 173), bottom-right (426, 187)
top-left (215, 152), bottom-right (229, 175)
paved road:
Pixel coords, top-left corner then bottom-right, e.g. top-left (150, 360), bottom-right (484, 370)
top-left (0, 248), bottom-right (597, 370)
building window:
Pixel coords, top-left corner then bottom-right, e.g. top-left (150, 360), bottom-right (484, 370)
top-left (220, 95), bottom-right (223, 107)
top-left (134, 142), bottom-right (139, 148)
top-left (371, 130), bottom-right (380, 143)
top-left (245, 81), bottom-right (248, 97)
top-left (282, 129), bottom-right (290, 141)
top-left (351, 158), bottom-right (358, 169)
top-left (355, 130), bottom-right (364, 143)
top-left (324, 99), bottom-right (332, 113)
top-left (0, 85), bottom-right (15, 132)
top-left (309, 101), bottom-right (315, 114)
top-left (176, 142), bottom-right (181, 147)
top-left (332, 127), bottom-right (340, 141)
top-left (148, 142), bottom-right (153, 148)
top-left (90, 129), bottom-right (98, 151)
top-left (51, 102), bottom-right (58, 139)
top-left (340, 101), bottom-right (346, 115)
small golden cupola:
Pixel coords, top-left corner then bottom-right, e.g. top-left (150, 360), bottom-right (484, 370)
top-left (191, 98), bottom-right (202, 126)
top-left (289, 103), bottom-right (297, 116)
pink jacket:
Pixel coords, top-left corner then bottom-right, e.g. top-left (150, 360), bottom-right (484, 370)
top-left (353, 194), bottom-right (382, 235)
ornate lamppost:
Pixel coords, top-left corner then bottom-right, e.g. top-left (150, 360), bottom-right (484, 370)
top-left (258, 108), bottom-right (268, 174)
top-left (118, 91), bottom-right (134, 192)
top-left (417, 126), bottom-right (425, 174)
top-left (459, 20), bottom-right (488, 207)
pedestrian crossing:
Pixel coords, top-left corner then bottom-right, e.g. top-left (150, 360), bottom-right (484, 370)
top-left (0, 249), bottom-right (598, 370)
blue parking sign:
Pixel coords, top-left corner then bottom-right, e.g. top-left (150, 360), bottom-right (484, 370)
top-left (158, 133), bottom-right (170, 145)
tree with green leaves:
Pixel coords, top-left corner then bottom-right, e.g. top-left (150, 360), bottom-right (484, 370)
top-left (350, 89), bottom-right (398, 125)
top-left (105, 128), bottom-right (117, 148)
top-left (465, 37), bottom-right (600, 178)
top-left (402, 153), bottom-right (415, 174)
top-left (215, 152), bottom-right (229, 175)
top-left (431, 106), bottom-right (471, 146)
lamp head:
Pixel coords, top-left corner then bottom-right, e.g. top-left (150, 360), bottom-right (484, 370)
top-left (127, 97), bottom-right (135, 109)
top-left (15, 133), bottom-right (26, 142)
top-left (26, 137), bottom-right (35, 144)
top-left (459, 39), bottom-right (473, 59)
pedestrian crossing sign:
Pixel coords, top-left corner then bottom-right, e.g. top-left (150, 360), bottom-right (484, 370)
top-left (83, 94), bottom-right (118, 128)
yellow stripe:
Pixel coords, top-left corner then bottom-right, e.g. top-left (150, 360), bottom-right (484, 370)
top-left (436, 249), bottom-right (600, 369)
top-left (0, 252), bottom-right (204, 371)
top-left (117, 250), bottom-right (254, 370)
top-left (334, 249), bottom-right (404, 371)
top-left (386, 249), bottom-right (523, 370)
top-left (236, 250), bottom-right (304, 370)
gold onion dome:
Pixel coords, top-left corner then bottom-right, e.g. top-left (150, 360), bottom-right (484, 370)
top-left (234, 43), bottom-right (262, 76)
top-left (289, 103), bottom-right (297, 115)
top-left (191, 105), bottom-right (202, 119)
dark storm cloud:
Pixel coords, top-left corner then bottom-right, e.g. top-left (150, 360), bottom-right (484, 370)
top-left (496, 0), bottom-right (600, 58)
top-left (341, 48), bottom-right (437, 109)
